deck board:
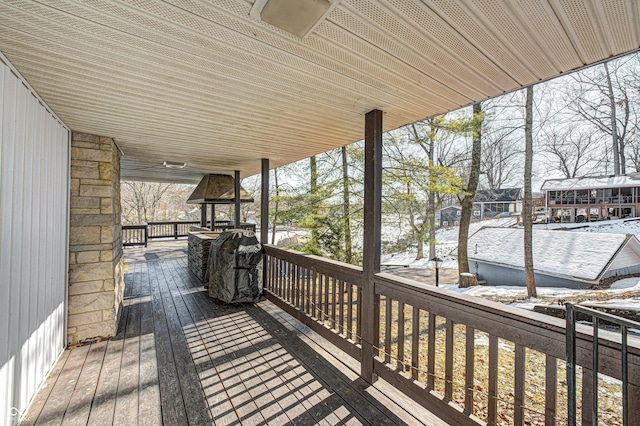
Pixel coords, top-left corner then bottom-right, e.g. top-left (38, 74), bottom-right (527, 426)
top-left (24, 241), bottom-right (445, 426)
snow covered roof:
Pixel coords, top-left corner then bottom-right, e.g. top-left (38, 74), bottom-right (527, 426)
top-left (541, 174), bottom-right (640, 191)
top-left (474, 188), bottom-right (521, 202)
top-left (466, 228), bottom-right (636, 282)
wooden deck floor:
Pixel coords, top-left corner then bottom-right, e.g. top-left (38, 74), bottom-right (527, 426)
top-left (22, 241), bottom-right (446, 425)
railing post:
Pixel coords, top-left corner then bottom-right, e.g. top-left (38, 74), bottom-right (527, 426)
top-left (174, 222), bottom-right (178, 239)
top-left (234, 170), bottom-right (241, 229)
top-left (566, 303), bottom-right (577, 426)
top-left (261, 158), bottom-right (269, 245)
top-left (361, 109), bottom-right (382, 384)
top-left (144, 224), bottom-right (148, 247)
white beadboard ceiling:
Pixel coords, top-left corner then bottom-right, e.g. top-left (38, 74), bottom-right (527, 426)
top-left (1, 0), bottom-right (638, 183)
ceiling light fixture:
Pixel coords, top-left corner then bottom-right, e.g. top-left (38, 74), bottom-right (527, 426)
top-left (163, 161), bottom-right (186, 169)
top-left (250, 0), bottom-right (342, 39)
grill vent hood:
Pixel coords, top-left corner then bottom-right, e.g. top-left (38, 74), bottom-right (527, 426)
top-left (187, 174), bottom-right (254, 204)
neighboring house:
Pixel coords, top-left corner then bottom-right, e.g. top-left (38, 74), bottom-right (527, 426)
top-left (464, 227), bottom-right (640, 289)
top-left (474, 188), bottom-right (522, 220)
top-left (541, 174), bottom-right (640, 223)
top-left (438, 206), bottom-right (462, 227)
top-left (437, 188), bottom-right (521, 227)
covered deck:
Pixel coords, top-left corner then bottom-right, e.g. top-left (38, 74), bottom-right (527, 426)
top-left (22, 241), bottom-right (443, 425)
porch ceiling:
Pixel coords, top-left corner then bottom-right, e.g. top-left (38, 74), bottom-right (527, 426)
top-left (1, 1), bottom-right (638, 183)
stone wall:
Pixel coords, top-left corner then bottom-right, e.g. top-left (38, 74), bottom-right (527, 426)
top-left (68, 132), bottom-right (123, 344)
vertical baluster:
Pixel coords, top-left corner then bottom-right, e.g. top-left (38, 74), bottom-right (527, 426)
top-left (412, 307), bottom-right (419, 381)
top-left (347, 283), bottom-right (353, 340)
top-left (265, 255), bottom-right (270, 291)
top-left (275, 258), bottom-right (281, 296)
top-left (545, 355), bottom-right (557, 426)
top-left (297, 264), bottom-right (302, 308)
top-left (465, 326), bottom-right (475, 415)
top-left (338, 279), bottom-right (345, 335)
top-left (315, 273), bottom-right (322, 320)
top-left (281, 260), bottom-right (286, 300)
top-left (285, 262), bottom-right (293, 303)
top-left (385, 297), bottom-right (392, 363)
top-left (289, 261), bottom-right (294, 304)
top-left (592, 315), bottom-right (599, 426)
top-left (622, 326), bottom-right (629, 426)
top-left (279, 259), bottom-right (284, 298)
top-left (514, 343), bottom-right (525, 425)
top-left (311, 270), bottom-right (317, 319)
top-left (305, 267), bottom-right (311, 313)
top-left (323, 274), bottom-right (330, 324)
top-left (356, 286), bottom-right (362, 345)
top-left (278, 259), bottom-right (283, 299)
top-left (398, 302), bottom-right (405, 372)
top-left (427, 313), bottom-right (436, 390)
top-left (330, 277), bottom-right (337, 330)
top-left (582, 368), bottom-right (594, 426)
top-left (488, 335), bottom-right (498, 425)
top-left (445, 318), bottom-right (454, 400)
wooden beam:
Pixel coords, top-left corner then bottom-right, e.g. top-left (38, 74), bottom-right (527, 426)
top-left (200, 204), bottom-right (206, 228)
top-left (361, 109), bottom-right (382, 383)
top-left (261, 158), bottom-right (269, 244)
top-left (234, 170), bottom-right (241, 228)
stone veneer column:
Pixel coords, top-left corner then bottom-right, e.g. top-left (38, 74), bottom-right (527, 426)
top-left (68, 132), bottom-right (124, 344)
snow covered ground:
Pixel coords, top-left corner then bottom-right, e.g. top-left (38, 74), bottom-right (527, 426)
top-left (441, 277), bottom-right (640, 309)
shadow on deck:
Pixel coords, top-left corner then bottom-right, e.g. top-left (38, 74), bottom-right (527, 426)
top-left (22, 241), bottom-right (445, 425)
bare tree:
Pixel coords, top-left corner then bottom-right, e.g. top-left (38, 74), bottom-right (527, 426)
top-left (539, 125), bottom-right (602, 178)
top-left (341, 145), bottom-right (353, 263)
top-left (480, 95), bottom-right (524, 189)
top-left (524, 86), bottom-right (536, 298)
top-left (457, 103), bottom-right (483, 280)
top-left (568, 57), bottom-right (633, 175)
top-left (121, 181), bottom-right (172, 224)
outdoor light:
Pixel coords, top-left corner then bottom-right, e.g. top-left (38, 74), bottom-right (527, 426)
top-left (432, 257), bottom-right (443, 287)
top-left (163, 161), bottom-right (186, 169)
top-left (250, 0), bottom-right (342, 38)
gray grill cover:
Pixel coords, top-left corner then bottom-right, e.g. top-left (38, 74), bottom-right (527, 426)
top-left (206, 230), bottom-right (263, 303)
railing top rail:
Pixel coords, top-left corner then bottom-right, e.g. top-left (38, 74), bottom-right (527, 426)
top-left (568, 302), bottom-right (640, 330)
top-left (264, 244), bottom-right (363, 281)
top-left (122, 224), bottom-right (147, 229)
top-left (147, 220), bottom-right (200, 225)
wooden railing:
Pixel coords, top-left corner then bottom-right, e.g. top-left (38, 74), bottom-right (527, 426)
top-left (122, 225), bottom-right (147, 247)
top-left (123, 221), bottom-right (257, 247)
top-left (264, 245), bottom-right (362, 360)
top-left (147, 221), bottom-right (200, 239)
top-left (263, 245), bottom-right (640, 425)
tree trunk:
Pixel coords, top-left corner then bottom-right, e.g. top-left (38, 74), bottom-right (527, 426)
top-left (524, 86), bottom-right (537, 298)
top-left (309, 156), bottom-right (319, 249)
top-left (271, 168), bottom-right (279, 245)
top-left (341, 146), bottom-right (353, 264)
top-left (604, 61), bottom-right (620, 176)
top-left (458, 103), bottom-right (482, 281)
top-left (428, 127), bottom-right (436, 260)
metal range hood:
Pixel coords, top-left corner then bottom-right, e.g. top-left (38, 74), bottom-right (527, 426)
top-left (187, 174), bottom-right (254, 204)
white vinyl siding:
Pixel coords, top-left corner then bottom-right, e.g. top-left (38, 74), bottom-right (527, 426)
top-left (606, 238), bottom-right (640, 272)
top-left (0, 54), bottom-right (69, 425)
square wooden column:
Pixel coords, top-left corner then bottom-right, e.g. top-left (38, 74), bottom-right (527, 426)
top-left (361, 109), bottom-right (382, 383)
top-left (234, 170), bottom-right (241, 228)
top-left (261, 158), bottom-right (269, 244)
